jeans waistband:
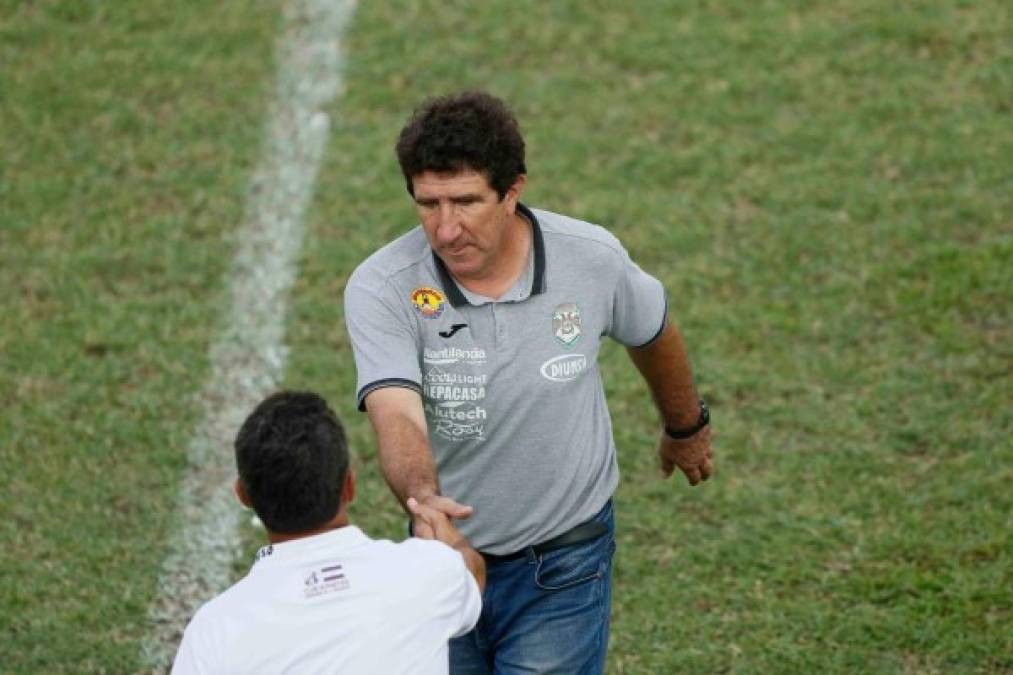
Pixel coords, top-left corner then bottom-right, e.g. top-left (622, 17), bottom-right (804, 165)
top-left (481, 519), bottom-right (609, 564)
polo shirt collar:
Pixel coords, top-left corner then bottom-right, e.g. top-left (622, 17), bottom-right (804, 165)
top-left (251, 525), bottom-right (370, 569)
top-left (432, 202), bottom-right (546, 308)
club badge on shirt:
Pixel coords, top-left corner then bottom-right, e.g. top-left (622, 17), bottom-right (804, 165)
top-left (552, 302), bottom-right (581, 346)
top-left (411, 287), bottom-right (446, 320)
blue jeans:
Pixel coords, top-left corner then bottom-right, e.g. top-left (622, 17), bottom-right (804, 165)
top-left (450, 500), bottom-right (616, 675)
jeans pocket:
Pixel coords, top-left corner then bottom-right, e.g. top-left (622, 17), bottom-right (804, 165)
top-left (533, 537), bottom-right (615, 591)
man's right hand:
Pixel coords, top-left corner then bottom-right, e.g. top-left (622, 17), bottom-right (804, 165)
top-left (409, 494), bottom-right (473, 539)
top-left (364, 388), bottom-right (473, 537)
top-left (408, 497), bottom-right (485, 591)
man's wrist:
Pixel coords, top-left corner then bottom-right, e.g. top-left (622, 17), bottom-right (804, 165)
top-left (450, 537), bottom-right (472, 552)
top-left (407, 488), bottom-right (439, 505)
top-left (664, 399), bottom-right (709, 440)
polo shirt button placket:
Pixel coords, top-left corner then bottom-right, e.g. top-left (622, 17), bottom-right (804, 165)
top-left (492, 304), bottom-right (507, 351)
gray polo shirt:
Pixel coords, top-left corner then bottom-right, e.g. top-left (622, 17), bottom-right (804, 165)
top-left (344, 205), bottom-right (666, 554)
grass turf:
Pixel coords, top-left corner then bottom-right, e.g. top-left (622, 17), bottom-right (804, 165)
top-left (2, 1), bottom-right (1010, 672)
top-left (0, 1), bottom-right (278, 671)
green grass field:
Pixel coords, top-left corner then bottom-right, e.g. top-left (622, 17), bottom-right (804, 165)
top-left (2, 1), bottom-right (1010, 672)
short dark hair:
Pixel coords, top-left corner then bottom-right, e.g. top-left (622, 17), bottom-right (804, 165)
top-left (395, 90), bottom-right (527, 199)
top-left (235, 391), bottom-right (349, 534)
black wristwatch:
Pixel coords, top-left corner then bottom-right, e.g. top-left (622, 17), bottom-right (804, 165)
top-left (664, 399), bottom-right (710, 440)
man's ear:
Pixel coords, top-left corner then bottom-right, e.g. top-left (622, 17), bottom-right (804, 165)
top-left (503, 174), bottom-right (527, 212)
top-left (341, 468), bottom-right (356, 506)
top-left (234, 478), bottom-right (253, 509)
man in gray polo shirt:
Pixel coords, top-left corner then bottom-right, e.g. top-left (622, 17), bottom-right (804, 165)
top-left (344, 91), bottom-right (713, 674)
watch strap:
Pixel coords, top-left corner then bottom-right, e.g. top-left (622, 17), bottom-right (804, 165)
top-left (664, 399), bottom-right (709, 440)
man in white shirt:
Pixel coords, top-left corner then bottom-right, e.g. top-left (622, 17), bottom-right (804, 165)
top-left (172, 391), bottom-right (484, 674)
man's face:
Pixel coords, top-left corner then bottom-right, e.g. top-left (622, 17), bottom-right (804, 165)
top-left (412, 169), bottom-right (524, 281)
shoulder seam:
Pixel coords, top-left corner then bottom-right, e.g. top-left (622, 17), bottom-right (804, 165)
top-left (541, 228), bottom-right (627, 269)
top-left (350, 228), bottom-right (431, 284)
top-left (359, 246), bottom-right (431, 283)
top-left (538, 219), bottom-right (625, 257)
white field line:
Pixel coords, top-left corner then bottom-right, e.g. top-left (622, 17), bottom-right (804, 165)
top-left (140, 0), bottom-right (356, 670)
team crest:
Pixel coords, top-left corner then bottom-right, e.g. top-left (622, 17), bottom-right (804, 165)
top-left (552, 302), bottom-right (582, 347)
top-left (411, 287), bottom-right (445, 319)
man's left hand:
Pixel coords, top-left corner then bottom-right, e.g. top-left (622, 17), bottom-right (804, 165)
top-left (658, 426), bottom-right (713, 485)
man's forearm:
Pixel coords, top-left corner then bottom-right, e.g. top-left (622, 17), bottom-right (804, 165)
top-left (626, 322), bottom-right (701, 428)
top-left (452, 538), bottom-right (487, 592)
top-left (380, 422), bottom-right (439, 503)
top-left (365, 389), bottom-right (440, 504)
top-left (367, 388), bottom-right (474, 526)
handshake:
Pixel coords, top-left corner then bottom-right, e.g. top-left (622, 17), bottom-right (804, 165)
top-left (407, 495), bottom-right (486, 591)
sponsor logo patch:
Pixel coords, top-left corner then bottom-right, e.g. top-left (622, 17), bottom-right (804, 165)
top-left (411, 287), bottom-right (445, 319)
top-left (425, 401), bottom-right (487, 441)
top-left (540, 353), bottom-right (588, 382)
top-left (552, 302), bottom-right (582, 347)
top-left (423, 366), bottom-right (488, 441)
top-left (424, 345), bottom-right (487, 365)
top-left (439, 323), bottom-right (468, 338)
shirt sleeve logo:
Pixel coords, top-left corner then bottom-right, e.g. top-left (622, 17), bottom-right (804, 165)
top-left (411, 286), bottom-right (446, 319)
top-left (552, 302), bottom-right (582, 346)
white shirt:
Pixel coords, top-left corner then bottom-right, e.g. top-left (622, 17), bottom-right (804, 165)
top-left (171, 526), bottom-right (481, 675)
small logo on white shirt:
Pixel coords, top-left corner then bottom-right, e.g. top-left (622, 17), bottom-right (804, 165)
top-left (254, 545), bottom-right (274, 563)
top-left (303, 563), bottom-right (350, 599)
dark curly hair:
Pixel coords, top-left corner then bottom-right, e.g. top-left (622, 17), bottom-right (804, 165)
top-left (395, 90), bottom-right (527, 199)
top-left (235, 391), bottom-right (349, 534)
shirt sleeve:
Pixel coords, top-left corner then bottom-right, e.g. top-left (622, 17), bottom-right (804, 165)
top-left (413, 540), bottom-right (482, 638)
top-left (605, 242), bottom-right (668, 347)
top-left (344, 271), bottom-right (423, 411)
top-left (170, 611), bottom-right (220, 675)
top-left (445, 550), bottom-right (483, 638)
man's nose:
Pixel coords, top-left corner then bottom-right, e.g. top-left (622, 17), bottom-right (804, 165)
top-left (434, 204), bottom-right (462, 243)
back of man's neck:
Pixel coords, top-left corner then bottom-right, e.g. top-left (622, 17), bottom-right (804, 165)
top-left (266, 513), bottom-right (350, 544)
